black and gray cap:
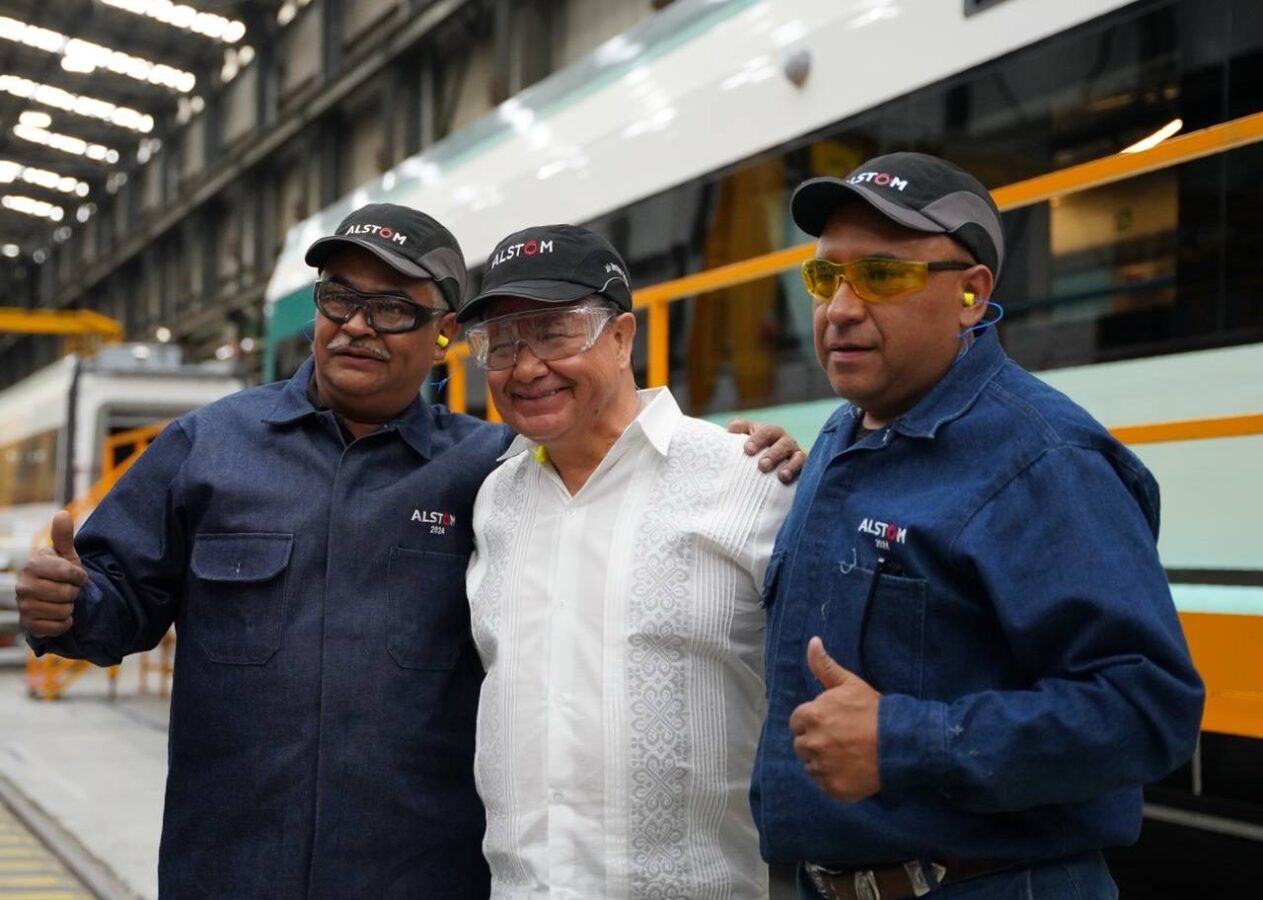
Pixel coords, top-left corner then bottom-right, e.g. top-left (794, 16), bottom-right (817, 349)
top-left (304, 203), bottom-right (467, 310)
top-left (791, 151), bottom-right (1005, 279)
top-left (457, 224), bottom-right (633, 322)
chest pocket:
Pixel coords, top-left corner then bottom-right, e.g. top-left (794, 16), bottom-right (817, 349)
top-left (188, 532), bottom-right (292, 665)
top-left (814, 560), bottom-right (927, 697)
top-left (386, 547), bottom-right (468, 670)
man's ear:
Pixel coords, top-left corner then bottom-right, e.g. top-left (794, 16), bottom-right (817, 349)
top-left (957, 265), bottom-right (995, 329)
top-left (432, 312), bottom-right (458, 364)
top-left (611, 310), bottom-right (637, 367)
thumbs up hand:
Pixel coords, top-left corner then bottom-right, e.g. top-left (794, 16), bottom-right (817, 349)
top-left (15, 511), bottom-right (88, 638)
top-left (788, 636), bottom-right (882, 802)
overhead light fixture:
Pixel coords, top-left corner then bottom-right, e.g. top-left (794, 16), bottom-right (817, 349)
top-left (12, 122), bottom-right (119, 164)
top-left (1, 243), bottom-right (18, 257)
top-left (1121, 118), bottom-right (1183, 154)
top-left (2, 194), bottom-right (64, 220)
top-left (0, 74), bottom-right (154, 132)
top-left (0, 158), bottom-right (90, 195)
top-left (18, 109), bottom-right (51, 128)
top-left (100, 1), bottom-right (246, 44)
top-left (0, 16), bottom-right (196, 92)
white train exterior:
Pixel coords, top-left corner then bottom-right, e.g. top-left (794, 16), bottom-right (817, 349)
top-left (0, 344), bottom-right (242, 658)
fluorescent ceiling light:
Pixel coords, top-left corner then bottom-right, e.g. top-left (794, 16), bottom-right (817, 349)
top-left (0, 16), bottom-right (196, 92)
top-left (100, 0), bottom-right (246, 44)
top-left (18, 110), bottom-right (50, 127)
top-left (2, 194), bottom-right (64, 220)
top-left (0, 159), bottom-right (89, 195)
top-left (12, 122), bottom-right (119, 164)
top-left (0, 74), bottom-right (155, 132)
top-left (1121, 118), bottom-right (1183, 154)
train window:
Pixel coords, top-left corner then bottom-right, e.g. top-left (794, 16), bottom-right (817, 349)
top-left (584, 0), bottom-right (1263, 409)
top-left (0, 429), bottom-right (59, 506)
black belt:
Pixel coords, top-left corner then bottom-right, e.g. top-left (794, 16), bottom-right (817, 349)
top-left (804, 858), bottom-right (1016, 900)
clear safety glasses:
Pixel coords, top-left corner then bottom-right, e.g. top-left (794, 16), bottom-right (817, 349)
top-left (313, 281), bottom-right (447, 334)
top-left (465, 305), bottom-right (618, 370)
top-left (801, 257), bottom-right (973, 304)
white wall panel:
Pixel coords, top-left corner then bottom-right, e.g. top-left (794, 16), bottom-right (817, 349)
top-left (223, 65), bottom-right (259, 147)
top-left (279, 7), bottom-right (322, 100)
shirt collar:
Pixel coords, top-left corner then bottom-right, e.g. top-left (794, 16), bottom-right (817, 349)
top-left (498, 386), bottom-right (680, 462)
top-left (890, 327), bottom-right (1007, 439)
top-left (263, 355), bottom-right (436, 459)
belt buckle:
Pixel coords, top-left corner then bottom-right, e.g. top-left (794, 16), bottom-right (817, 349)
top-left (853, 870), bottom-right (881, 900)
top-left (807, 863), bottom-right (878, 900)
top-left (904, 861), bottom-right (948, 897)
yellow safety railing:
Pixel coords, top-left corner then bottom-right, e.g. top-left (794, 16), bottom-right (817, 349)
top-left (25, 421), bottom-right (170, 701)
top-left (434, 110), bottom-right (1263, 413)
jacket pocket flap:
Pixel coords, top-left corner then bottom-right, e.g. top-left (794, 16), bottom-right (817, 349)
top-left (191, 533), bottom-right (293, 583)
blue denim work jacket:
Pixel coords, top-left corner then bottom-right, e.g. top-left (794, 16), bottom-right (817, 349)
top-left (752, 330), bottom-right (1204, 867)
top-left (31, 357), bottom-right (512, 899)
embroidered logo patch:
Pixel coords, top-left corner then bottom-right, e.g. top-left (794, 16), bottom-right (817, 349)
top-left (857, 517), bottom-right (907, 550)
top-left (412, 509), bottom-right (456, 534)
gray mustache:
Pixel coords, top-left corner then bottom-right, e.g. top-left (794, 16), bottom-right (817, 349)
top-left (327, 333), bottom-right (391, 361)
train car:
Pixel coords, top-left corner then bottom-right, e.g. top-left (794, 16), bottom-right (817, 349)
top-left (264, 0), bottom-right (1263, 889)
top-left (0, 343), bottom-right (243, 661)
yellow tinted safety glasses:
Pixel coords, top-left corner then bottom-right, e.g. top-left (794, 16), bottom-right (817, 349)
top-left (802, 257), bottom-right (973, 304)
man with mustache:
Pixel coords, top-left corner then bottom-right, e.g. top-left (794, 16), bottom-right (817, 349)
top-left (16, 203), bottom-right (801, 898)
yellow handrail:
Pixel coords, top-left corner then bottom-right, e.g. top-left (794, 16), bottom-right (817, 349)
top-left (441, 108), bottom-right (1263, 403)
top-left (1110, 413), bottom-right (1263, 445)
top-left (25, 421), bottom-right (168, 701)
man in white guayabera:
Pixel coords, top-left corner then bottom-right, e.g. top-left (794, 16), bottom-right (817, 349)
top-left (461, 224), bottom-right (798, 898)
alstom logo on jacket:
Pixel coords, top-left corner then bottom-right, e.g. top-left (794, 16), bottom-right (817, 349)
top-left (858, 517), bottom-right (907, 545)
top-left (343, 223), bottom-right (408, 244)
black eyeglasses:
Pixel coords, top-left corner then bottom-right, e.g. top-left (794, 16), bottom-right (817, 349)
top-left (313, 281), bottom-right (447, 334)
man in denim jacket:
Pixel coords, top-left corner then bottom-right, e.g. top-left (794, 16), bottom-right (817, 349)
top-left (16, 204), bottom-right (508, 898)
top-left (751, 153), bottom-right (1204, 900)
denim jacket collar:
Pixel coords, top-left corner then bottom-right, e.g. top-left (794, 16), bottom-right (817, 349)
top-left (263, 355), bottom-right (436, 459)
top-left (892, 328), bottom-right (1007, 440)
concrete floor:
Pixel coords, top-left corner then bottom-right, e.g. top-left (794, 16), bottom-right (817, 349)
top-left (0, 659), bottom-right (166, 900)
top-left (0, 656), bottom-right (798, 899)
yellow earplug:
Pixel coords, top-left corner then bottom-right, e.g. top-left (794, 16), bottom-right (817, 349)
top-left (963, 292), bottom-right (976, 307)
top-left (435, 334), bottom-right (450, 348)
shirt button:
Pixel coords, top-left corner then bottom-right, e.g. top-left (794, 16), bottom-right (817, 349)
top-left (552, 790), bottom-right (564, 802)
top-left (566, 508), bottom-right (576, 518)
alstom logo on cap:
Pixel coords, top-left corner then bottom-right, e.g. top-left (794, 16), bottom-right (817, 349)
top-left (489, 238), bottom-right (554, 269)
top-left (343, 223), bottom-right (408, 245)
top-left (848, 171), bottom-right (909, 191)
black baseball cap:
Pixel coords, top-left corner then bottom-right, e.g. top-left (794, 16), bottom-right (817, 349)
top-left (304, 203), bottom-right (467, 310)
top-left (457, 224), bottom-right (633, 322)
top-left (791, 152), bottom-right (1005, 279)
